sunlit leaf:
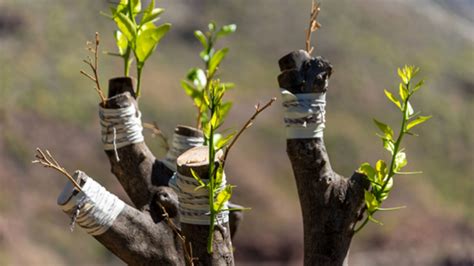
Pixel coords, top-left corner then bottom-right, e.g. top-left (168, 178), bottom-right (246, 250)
top-left (373, 119), bottom-right (394, 140)
top-left (114, 12), bottom-right (137, 42)
top-left (399, 83), bottom-right (409, 101)
top-left (413, 79), bottom-right (425, 93)
top-left (217, 24), bottom-right (237, 38)
top-left (394, 151), bottom-right (407, 172)
top-left (190, 168), bottom-right (206, 188)
top-left (407, 115), bottom-right (432, 130)
top-left (215, 131), bottom-right (236, 150)
top-left (384, 89), bottom-right (401, 110)
top-left (194, 30), bottom-right (207, 48)
top-left (358, 163), bottom-right (376, 182)
top-left (213, 185), bottom-right (233, 212)
top-left (135, 23), bottom-right (171, 63)
top-left (113, 30), bottom-right (129, 55)
top-left (208, 48), bottom-right (229, 76)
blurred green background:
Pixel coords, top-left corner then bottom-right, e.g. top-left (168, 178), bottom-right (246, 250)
top-left (0, 0), bottom-right (472, 265)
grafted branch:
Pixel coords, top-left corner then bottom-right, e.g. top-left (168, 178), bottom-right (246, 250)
top-left (278, 50), bottom-right (369, 265)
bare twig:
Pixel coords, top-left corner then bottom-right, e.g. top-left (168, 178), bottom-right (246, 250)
top-left (158, 204), bottom-right (197, 265)
top-left (143, 122), bottom-right (170, 151)
top-left (221, 97), bottom-right (276, 168)
top-left (80, 32), bottom-right (107, 106)
top-left (32, 148), bottom-right (82, 191)
top-left (305, 0), bottom-right (322, 55)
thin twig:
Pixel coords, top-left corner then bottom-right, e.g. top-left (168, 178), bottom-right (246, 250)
top-left (143, 122), bottom-right (170, 151)
top-left (305, 0), bottom-right (322, 55)
top-left (32, 148), bottom-right (82, 191)
top-left (158, 204), bottom-right (197, 265)
top-left (80, 32), bottom-right (107, 106)
top-left (221, 97), bottom-right (276, 168)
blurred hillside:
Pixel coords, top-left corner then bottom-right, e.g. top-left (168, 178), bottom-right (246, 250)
top-left (0, 0), bottom-right (472, 265)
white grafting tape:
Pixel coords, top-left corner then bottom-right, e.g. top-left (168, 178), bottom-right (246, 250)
top-left (281, 89), bottom-right (326, 139)
top-left (162, 133), bottom-right (205, 172)
top-left (99, 103), bottom-right (144, 151)
top-left (169, 172), bottom-right (229, 225)
top-left (57, 171), bottom-right (125, 236)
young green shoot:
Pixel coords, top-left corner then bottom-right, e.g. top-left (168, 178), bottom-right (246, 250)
top-left (106, 0), bottom-right (171, 97)
top-left (354, 65), bottom-right (431, 233)
top-left (181, 22), bottom-right (237, 130)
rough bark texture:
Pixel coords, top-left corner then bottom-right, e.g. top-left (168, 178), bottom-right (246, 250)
top-left (95, 205), bottom-right (184, 265)
top-left (278, 51), bottom-right (369, 266)
top-left (177, 146), bottom-right (234, 266)
top-left (104, 78), bottom-right (174, 211)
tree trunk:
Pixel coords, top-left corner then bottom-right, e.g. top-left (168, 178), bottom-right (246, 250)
top-left (176, 146), bottom-right (234, 266)
top-left (278, 51), bottom-right (369, 266)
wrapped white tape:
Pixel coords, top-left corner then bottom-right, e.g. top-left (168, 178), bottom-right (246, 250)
top-left (162, 133), bottom-right (204, 172)
top-left (169, 172), bottom-right (229, 225)
top-left (281, 89), bottom-right (326, 139)
top-left (99, 103), bottom-right (144, 151)
top-left (57, 171), bottom-right (125, 236)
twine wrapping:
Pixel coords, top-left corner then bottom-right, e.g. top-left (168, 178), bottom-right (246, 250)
top-left (281, 89), bottom-right (326, 139)
top-left (162, 133), bottom-right (204, 172)
top-left (57, 171), bottom-right (125, 236)
top-left (169, 172), bottom-right (229, 225)
top-left (99, 103), bottom-right (144, 154)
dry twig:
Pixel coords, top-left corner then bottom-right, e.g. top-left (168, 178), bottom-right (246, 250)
top-left (143, 122), bottom-right (170, 151)
top-left (221, 97), bottom-right (276, 168)
top-left (158, 204), bottom-right (197, 265)
top-left (80, 32), bottom-right (107, 106)
top-left (305, 0), bottom-right (322, 55)
top-left (32, 148), bottom-right (82, 191)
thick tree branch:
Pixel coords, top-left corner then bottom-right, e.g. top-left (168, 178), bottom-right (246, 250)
top-left (278, 50), bottom-right (369, 265)
top-left (177, 146), bottom-right (234, 266)
top-left (102, 77), bottom-right (174, 211)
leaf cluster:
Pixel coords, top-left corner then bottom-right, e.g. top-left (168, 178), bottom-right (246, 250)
top-left (106, 0), bottom-right (171, 97)
top-left (355, 65), bottom-right (431, 232)
top-left (181, 22), bottom-right (236, 130)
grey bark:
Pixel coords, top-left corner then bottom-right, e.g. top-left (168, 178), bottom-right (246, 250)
top-left (177, 146), bottom-right (234, 266)
top-left (278, 51), bottom-right (369, 266)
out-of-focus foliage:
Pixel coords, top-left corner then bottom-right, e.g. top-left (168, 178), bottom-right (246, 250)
top-left (0, 0), bottom-right (472, 265)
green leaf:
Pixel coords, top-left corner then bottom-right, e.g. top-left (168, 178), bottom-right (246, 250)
top-left (210, 112), bottom-right (219, 128)
top-left (131, 0), bottom-right (141, 14)
top-left (190, 168), bottom-right (206, 188)
top-left (141, 8), bottom-right (164, 26)
top-left (413, 79), bottom-right (425, 93)
top-left (217, 24), bottom-right (237, 38)
top-left (218, 102), bottom-right (232, 122)
top-left (358, 163), bottom-right (376, 181)
top-left (384, 89), bottom-right (401, 110)
top-left (375, 160), bottom-right (388, 183)
top-left (135, 23), bottom-right (171, 63)
top-left (215, 165), bottom-right (224, 187)
top-left (113, 30), bottom-right (129, 56)
top-left (382, 138), bottom-right (395, 154)
top-left (398, 67), bottom-right (408, 84)
top-left (194, 30), bottom-right (208, 48)
top-left (399, 83), bottom-right (409, 101)
top-left (378, 206), bottom-right (406, 211)
top-left (215, 131), bottom-right (236, 150)
top-left (208, 21), bottom-right (216, 32)
top-left (394, 151), bottom-right (407, 172)
top-left (114, 12), bottom-right (137, 42)
top-left (364, 190), bottom-right (379, 213)
top-left (186, 68), bottom-right (206, 89)
top-left (213, 185), bottom-right (233, 212)
top-left (208, 48), bottom-right (229, 76)
top-left (407, 115), bottom-right (432, 130)
top-left (373, 119), bottom-right (394, 140)
top-left (368, 214), bottom-right (384, 225)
